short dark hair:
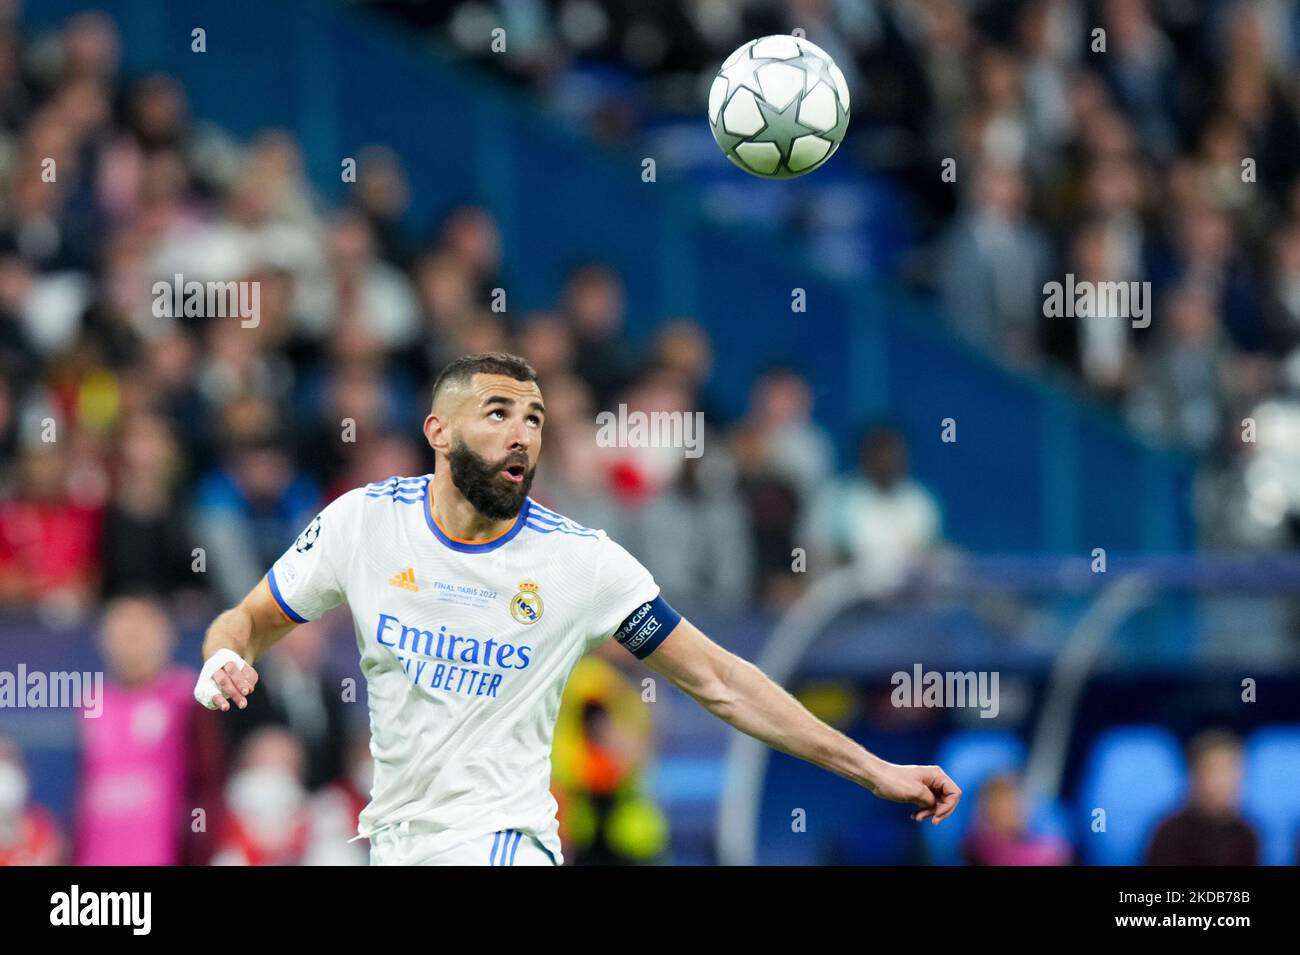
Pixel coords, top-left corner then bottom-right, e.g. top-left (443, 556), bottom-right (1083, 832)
top-left (1187, 729), bottom-right (1241, 768)
top-left (858, 421), bottom-right (905, 454)
top-left (431, 352), bottom-right (537, 406)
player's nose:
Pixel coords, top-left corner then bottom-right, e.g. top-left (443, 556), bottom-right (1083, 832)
top-left (506, 418), bottom-right (532, 450)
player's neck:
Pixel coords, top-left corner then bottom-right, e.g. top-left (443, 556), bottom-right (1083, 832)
top-left (429, 472), bottom-right (521, 543)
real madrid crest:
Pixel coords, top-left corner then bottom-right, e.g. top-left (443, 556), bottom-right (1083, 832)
top-left (510, 580), bottom-right (544, 625)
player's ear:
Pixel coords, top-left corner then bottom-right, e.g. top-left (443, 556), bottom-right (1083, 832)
top-left (423, 412), bottom-right (448, 454)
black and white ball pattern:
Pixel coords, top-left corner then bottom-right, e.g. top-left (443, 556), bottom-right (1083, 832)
top-left (708, 35), bottom-right (851, 179)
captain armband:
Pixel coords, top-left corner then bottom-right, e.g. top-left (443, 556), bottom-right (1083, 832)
top-left (612, 594), bottom-right (682, 659)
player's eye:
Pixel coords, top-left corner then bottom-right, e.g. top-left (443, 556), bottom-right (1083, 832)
top-left (488, 409), bottom-right (506, 420)
top-left (527, 414), bottom-right (541, 426)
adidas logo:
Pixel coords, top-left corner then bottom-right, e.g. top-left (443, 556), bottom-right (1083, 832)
top-left (388, 568), bottom-right (419, 592)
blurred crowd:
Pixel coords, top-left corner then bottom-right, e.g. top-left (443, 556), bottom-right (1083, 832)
top-left (380, 0), bottom-right (1300, 550)
top-left (961, 729), bottom-right (1267, 866)
top-left (0, 10), bottom-right (946, 630)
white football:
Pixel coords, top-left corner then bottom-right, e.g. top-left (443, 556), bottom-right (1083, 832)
top-left (707, 35), bottom-right (850, 180)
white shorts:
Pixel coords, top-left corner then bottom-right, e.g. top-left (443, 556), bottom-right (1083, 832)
top-left (368, 822), bottom-right (561, 866)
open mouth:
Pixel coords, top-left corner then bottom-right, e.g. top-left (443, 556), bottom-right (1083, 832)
top-left (501, 463), bottom-right (527, 484)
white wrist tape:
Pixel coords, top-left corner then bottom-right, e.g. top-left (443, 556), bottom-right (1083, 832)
top-left (194, 648), bottom-right (247, 709)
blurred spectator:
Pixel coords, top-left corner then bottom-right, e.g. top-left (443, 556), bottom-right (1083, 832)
top-left (351, 145), bottom-right (415, 269)
top-left (438, 204), bottom-right (502, 303)
top-left (1193, 414), bottom-right (1295, 552)
top-left (326, 430), bottom-right (425, 502)
top-left (1263, 224), bottom-right (1300, 355)
top-left (125, 73), bottom-right (186, 150)
top-left (561, 263), bottom-right (635, 407)
top-left (652, 317), bottom-right (719, 422)
top-left (602, 370), bottom-right (697, 504)
top-left (803, 424), bottom-right (942, 594)
top-left (409, 249), bottom-right (480, 376)
top-left (0, 262), bottom-right (42, 390)
top-left (191, 418), bottom-right (320, 607)
top-left (739, 367), bottom-right (834, 508)
top-left (212, 727), bottom-right (312, 866)
top-left (961, 773), bottom-right (1072, 866)
top-left (518, 311), bottom-right (576, 382)
top-left (727, 364), bottom-right (831, 612)
top-left (100, 412), bottom-right (194, 598)
top-left (1154, 203), bottom-right (1262, 353)
top-left (1127, 283), bottom-right (1232, 453)
top-left (295, 209), bottom-right (419, 349)
top-left (732, 422), bottom-right (803, 609)
top-left (295, 352), bottom-right (408, 489)
top-left (551, 652), bottom-right (666, 866)
top-left (1145, 729), bottom-right (1259, 865)
top-left (303, 730), bottom-right (373, 865)
top-left (939, 162), bottom-right (1054, 365)
top-left (0, 376), bottom-right (19, 474)
top-left (193, 316), bottom-right (294, 414)
top-left (529, 372), bottom-right (628, 539)
top-left (139, 329), bottom-right (215, 471)
top-left (637, 446), bottom-right (753, 614)
top-left (1096, 0), bottom-right (1177, 157)
top-left (75, 595), bottom-right (224, 864)
top-left (1041, 218), bottom-right (1141, 402)
top-left (0, 737), bottom-right (64, 865)
top-left (0, 443), bottom-right (102, 614)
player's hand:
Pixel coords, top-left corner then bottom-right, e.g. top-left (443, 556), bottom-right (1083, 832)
top-left (193, 648), bottom-right (259, 712)
top-left (869, 762), bottom-right (961, 824)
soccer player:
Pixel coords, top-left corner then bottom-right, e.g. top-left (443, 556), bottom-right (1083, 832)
top-left (195, 353), bottom-right (961, 865)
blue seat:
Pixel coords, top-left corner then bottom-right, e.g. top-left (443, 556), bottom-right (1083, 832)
top-left (1075, 726), bottom-right (1186, 865)
top-left (1028, 797), bottom-right (1073, 849)
top-left (924, 730), bottom-right (1027, 865)
top-left (1241, 725), bottom-right (1300, 866)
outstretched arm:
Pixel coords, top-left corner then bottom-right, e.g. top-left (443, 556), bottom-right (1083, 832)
top-left (640, 618), bottom-right (961, 823)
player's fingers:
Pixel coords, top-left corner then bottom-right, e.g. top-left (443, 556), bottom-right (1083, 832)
top-left (212, 667), bottom-right (248, 709)
top-left (929, 773), bottom-right (962, 823)
top-left (933, 793), bottom-right (961, 823)
top-left (209, 691), bottom-right (230, 712)
top-left (231, 661), bottom-right (261, 700)
top-left (229, 662), bottom-right (258, 697)
top-left (223, 660), bottom-right (255, 696)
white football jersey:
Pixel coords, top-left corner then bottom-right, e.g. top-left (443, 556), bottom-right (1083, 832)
top-left (264, 474), bottom-right (678, 863)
